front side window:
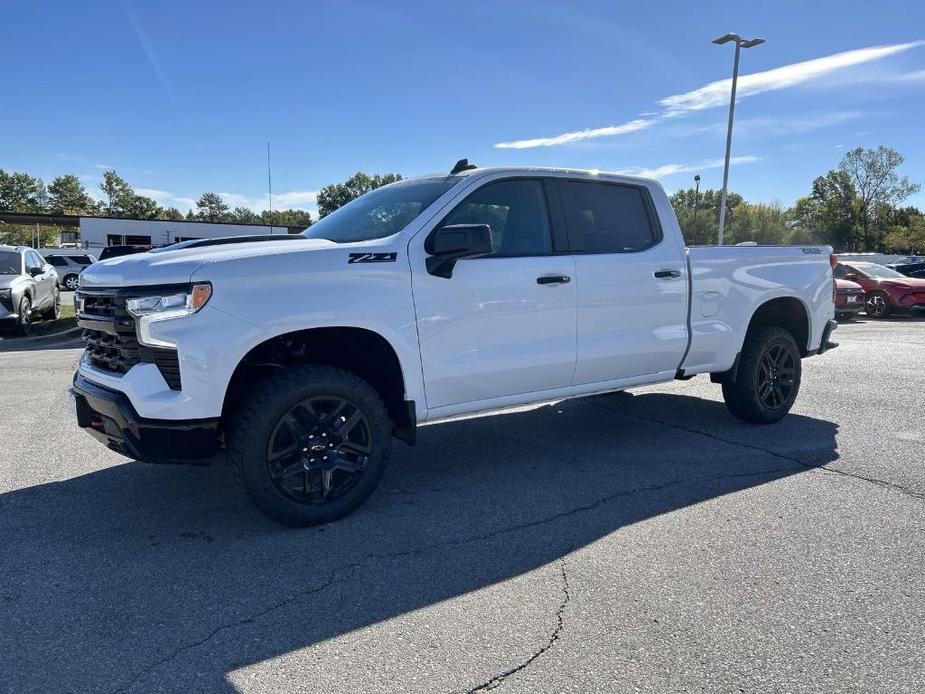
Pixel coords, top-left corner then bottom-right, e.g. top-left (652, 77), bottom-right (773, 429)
top-left (559, 180), bottom-right (659, 253)
top-left (441, 179), bottom-right (552, 256)
top-left (0, 251), bottom-right (22, 275)
top-left (26, 252), bottom-right (44, 270)
top-left (305, 177), bottom-right (461, 244)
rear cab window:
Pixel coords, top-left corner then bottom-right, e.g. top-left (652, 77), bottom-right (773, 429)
top-left (557, 179), bottom-right (661, 253)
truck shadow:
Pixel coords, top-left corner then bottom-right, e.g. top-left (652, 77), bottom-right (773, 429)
top-left (1, 392), bottom-right (839, 692)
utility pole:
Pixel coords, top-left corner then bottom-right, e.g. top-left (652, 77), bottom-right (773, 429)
top-left (267, 141), bottom-right (273, 214)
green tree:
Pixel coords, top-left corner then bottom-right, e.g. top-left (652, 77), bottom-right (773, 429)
top-left (47, 174), bottom-right (98, 214)
top-left (229, 206), bottom-right (259, 224)
top-left (838, 146), bottom-right (920, 250)
top-left (788, 170), bottom-right (861, 250)
top-left (316, 172), bottom-right (402, 218)
top-left (0, 170), bottom-right (46, 212)
top-left (99, 170), bottom-right (135, 216)
top-left (159, 206), bottom-right (185, 221)
top-left (195, 192), bottom-right (229, 222)
top-left (670, 187), bottom-right (742, 245)
top-left (123, 194), bottom-right (162, 219)
top-left (259, 208), bottom-right (313, 228)
top-left (882, 213), bottom-right (925, 254)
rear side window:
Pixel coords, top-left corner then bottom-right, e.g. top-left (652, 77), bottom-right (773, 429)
top-left (67, 255), bottom-right (93, 265)
top-left (46, 256), bottom-right (68, 267)
top-left (559, 180), bottom-right (659, 253)
top-left (441, 179), bottom-right (552, 256)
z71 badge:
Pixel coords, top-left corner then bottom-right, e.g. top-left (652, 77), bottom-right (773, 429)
top-left (348, 252), bottom-right (397, 264)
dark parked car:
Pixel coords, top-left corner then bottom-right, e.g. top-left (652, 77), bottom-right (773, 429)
top-left (887, 261), bottom-right (925, 279)
top-left (0, 246), bottom-right (60, 335)
top-left (834, 278), bottom-right (865, 320)
top-left (834, 261), bottom-right (925, 318)
top-left (99, 244), bottom-right (155, 261)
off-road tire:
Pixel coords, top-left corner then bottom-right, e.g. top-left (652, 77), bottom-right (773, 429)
top-left (722, 326), bottom-right (801, 424)
top-left (227, 364), bottom-right (392, 526)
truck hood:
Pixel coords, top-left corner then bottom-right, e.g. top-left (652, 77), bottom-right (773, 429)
top-left (79, 237), bottom-right (336, 288)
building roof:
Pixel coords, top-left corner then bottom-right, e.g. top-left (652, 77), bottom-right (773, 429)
top-left (0, 211), bottom-right (307, 233)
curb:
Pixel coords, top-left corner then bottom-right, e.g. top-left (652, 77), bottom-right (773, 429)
top-left (0, 326), bottom-right (82, 350)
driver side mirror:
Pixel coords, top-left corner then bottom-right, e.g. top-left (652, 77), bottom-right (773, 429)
top-left (28, 266), bottom-right (42, 277)
top-left (425, 224), bottom-right (494, 278)
top-left (844, 273), bottom-right (859, 282)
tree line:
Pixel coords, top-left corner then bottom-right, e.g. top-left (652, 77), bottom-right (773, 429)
top-left (671, 146), bottom-right (923, 252)
top-left (2, 146), bottom-right (921, 252)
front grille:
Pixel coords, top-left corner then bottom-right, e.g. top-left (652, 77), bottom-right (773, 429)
top-left (79, 291), bottom-right (182, 390)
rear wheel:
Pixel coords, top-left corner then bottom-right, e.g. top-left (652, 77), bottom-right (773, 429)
top-left (63, 274), bottom-right (80, 291)
top-left (865, 291), bottom-right (891, 319)
top-left (44, 287), bottom-right (61, 319)
top-left (722, 326), bottom-right (801, 424)
top-left (227, 364), bottom-right (392, 526)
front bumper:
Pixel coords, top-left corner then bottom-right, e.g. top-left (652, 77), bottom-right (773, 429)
top-left (71, 374), bottom-right (221, 464)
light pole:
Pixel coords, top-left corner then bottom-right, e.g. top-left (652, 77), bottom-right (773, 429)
top-left (692, 174), bottom-right (701, 246)
top-left (713, 32), bottom-right (764, 245)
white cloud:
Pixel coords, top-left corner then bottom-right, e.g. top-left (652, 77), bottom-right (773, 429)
top-left (659, 41), bottom-right (924, 114)
top-left (217, 190), bottom-right (318, 212)
top-left (494, 118), bottom-right (655, 149)
top-left (493, 41), bottom-right (923, 149)
top-left (892, 68), bottom-right (925, 81)
top-left (94, 164), bottom-right (112, 170)
top-left (620, 155), bottom-right (760, 180)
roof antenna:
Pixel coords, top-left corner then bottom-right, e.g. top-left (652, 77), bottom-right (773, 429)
top-left (450, 158), bottom-right (477, 175)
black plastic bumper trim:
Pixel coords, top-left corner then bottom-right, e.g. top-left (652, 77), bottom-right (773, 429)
top-left (71, 374), bottom-right (220, 464)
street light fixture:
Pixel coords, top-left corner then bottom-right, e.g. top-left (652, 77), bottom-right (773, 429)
top-left (712, 32), bottom-right (765, 246)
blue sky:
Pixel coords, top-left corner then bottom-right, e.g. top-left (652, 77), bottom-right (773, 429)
top-left (2, 0), bottom-right (924, 218)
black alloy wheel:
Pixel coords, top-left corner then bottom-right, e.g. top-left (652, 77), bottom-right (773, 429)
top-left (266, 396), bottom-right (372, 504)
top-left (756, 342), bottom-right (797, 411)
top-left (228, 364), bottom-right (392, 526)
top-left (865, 292), bottom-right (890, 319)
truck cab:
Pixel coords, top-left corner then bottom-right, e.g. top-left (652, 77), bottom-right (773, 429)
top-left (70, 163), bottom-right (837, 525)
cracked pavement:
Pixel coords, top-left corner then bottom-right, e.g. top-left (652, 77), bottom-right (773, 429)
top-left (2, 316), bottom-right (924, 693)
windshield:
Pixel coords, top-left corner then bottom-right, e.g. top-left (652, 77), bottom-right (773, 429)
top-left (853, 263), bottom-right (905, 279)
top-left (304, 177), bottom-right (461, 243)
top-left (0, 251), bottom-right (22, 275)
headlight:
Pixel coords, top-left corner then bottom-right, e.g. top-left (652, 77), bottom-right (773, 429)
top-left (127, 283), bottom-right (212, 347)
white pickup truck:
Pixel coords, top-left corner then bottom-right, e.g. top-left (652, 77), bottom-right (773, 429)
top-left (71, 162), bottom-right (838, 525)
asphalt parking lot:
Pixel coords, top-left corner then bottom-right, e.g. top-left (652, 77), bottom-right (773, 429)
top-left (2, 317), bottom-right (924, 693)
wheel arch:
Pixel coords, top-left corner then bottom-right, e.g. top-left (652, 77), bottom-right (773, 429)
top-left (746, 296), bottom-right (811, 356)
top-left (221, 326), bottom-right (416, 444)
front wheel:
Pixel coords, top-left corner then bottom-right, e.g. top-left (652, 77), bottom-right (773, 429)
top-left (14, 296), bottom-right (32, 336)
top-left (45, 287), bottom-right (61, 319)
top-left (722, 326), bottom-right (802, 424)
top-left (63, 274), bottom-right (80, 291)
top-left (227, 365), bottom-right (392, 526)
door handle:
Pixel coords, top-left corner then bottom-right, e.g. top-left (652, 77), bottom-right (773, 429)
top-left (537, 275), bottom-right (571, 285)
top-left (653, 269), bottom-right (682, 279)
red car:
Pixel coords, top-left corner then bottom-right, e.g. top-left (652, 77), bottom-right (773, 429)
top-left (834, 278), bottom-right (865, 320)
top-left (834, 261), bottom-right (925, 318)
